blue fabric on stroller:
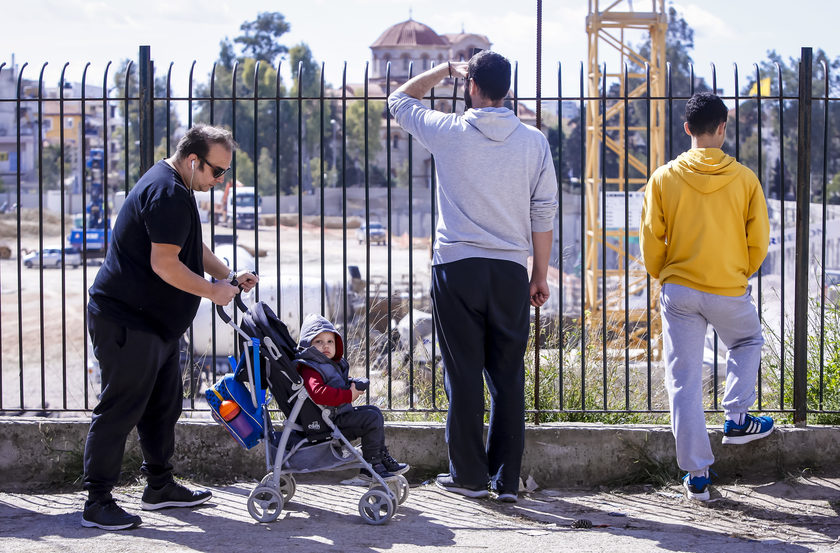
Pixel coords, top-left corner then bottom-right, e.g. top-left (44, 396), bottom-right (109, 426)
top-left (232, 301), bottom-right (333, 443)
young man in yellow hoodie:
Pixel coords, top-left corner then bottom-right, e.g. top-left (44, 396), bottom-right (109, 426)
top-left (640, 92), bottom-right (772, 501)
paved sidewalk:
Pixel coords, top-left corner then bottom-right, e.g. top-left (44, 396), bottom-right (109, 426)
top-left (2, 475), bottom-right (840, 553)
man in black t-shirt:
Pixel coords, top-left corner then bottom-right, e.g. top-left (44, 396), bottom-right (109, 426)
top-left (82, 125), bottom-right (258, 531)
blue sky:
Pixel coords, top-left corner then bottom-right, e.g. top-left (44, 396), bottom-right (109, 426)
top-left (4, 0), bottom-right (837, 97)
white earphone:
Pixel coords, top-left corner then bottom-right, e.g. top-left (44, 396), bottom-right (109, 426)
top-left (191, 159), bottom-right (195, 169)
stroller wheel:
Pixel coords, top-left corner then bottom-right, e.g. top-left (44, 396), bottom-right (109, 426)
top-left (358, 489), bottom-right (395, 525)
top-left (260, 472), bottom-right (297, 504)
top-left (247, 485), bottom-right (284, 523)
top-left (278, 474), bottom-right (297, 503)
top-left (392, 475), bottom-right (409, 505)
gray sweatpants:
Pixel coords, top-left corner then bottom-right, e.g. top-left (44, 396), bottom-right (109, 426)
top-left (660, 283), bottom-right (764, 472)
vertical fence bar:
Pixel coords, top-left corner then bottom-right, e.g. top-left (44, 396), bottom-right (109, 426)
top-left (579, 62), bottom-right (586, 412)
top-left (0, 62), bottom-right (5, 411)
top-left (385, 64), bottom-right (394, 410)
top-left (138, 46), bottom-right (153, 175)
top-left (102, 63), bottom-right (112, 258)
top-left (319, 63), bottom-right (326, 316)
top-left (275, 60), bottom-right (283, 321)
top-left (123, 62), bottom-right (131, 195)
top-left (600, 62), bottom-right (607, 411)
top-left (341, 64), bottom-right (348, 339)
top-left (534, 0), bottom-right (543, 424)
top-left (186, 61), bottom-right (198, 408)
top-left (59, 63), bottom-right (69, 410)
top-left (15, 63), bottom-right (28, 409)
top-left (209, 62), bottom-right (219, 384)
top-left (713, 63), bottom-right (721, 409)
top-left (363, 62), bottom-right (372, 387)
top-left (776, 62), bottom-right (787, 411)
top-left (623, 62), bottom-right (630, 411)
top-left (793, 47), bottom-right (812, 426)
top-left (253, 61), bottom-right (261, 301)
top-left (755, 63), bottom-right (764, 410)
top-left (819, 59), bottom-right (829, 411)
top-left (645, 62), bottom-right (652, 411)
top-left (297, 61), bottom-right (304, 327)
top-left (407, 61), bottom-right (415, 389)
top-left (231, 62), bottom-right (239, 286)
top-left (557, 62), bottom-right (564, 412)
top-left (80, 63), bottom-right (90, 408)
top-left (37, 63), bottom-right (46, 411)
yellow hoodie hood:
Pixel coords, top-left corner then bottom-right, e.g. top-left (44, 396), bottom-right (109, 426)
top-left (639, 148), bottom-right (769, 296)
top-left (671, 148), bottom-right (741, 194)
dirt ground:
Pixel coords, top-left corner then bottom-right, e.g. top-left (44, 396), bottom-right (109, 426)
top-left (0, 210), bottom-right (432, 412)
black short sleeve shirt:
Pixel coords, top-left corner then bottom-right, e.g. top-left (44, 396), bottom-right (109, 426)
top-left (88, 160), bottom-right (204, 339)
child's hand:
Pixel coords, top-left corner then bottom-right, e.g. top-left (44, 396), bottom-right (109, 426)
top-left (350, 382), bottom-right (364, 402)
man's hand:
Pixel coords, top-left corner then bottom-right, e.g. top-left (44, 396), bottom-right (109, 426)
top-left (209, 280), bottom-right (240, 306)
top-left (530, 279), bottom-right (550, 307)
top-left (234, 270), bottom-right (259, 292)
top-left (450, 61), bottom-right (469, 79)
top-left (349, 382), bottom-right (363, 402)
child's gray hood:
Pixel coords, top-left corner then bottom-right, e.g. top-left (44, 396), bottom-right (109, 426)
top-left (298, 313), bottom-right (344, 360)
top-left (462, 107), bottom-right (520, 142)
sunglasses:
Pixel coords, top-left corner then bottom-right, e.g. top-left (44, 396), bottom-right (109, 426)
top-left (199, 156), bottom-right (230, 179)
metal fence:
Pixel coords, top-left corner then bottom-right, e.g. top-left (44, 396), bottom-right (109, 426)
top-left (1, 46), bottom-right (837, 424)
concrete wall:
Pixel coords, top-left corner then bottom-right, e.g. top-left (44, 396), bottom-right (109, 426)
top-left (1, 417), bottom-right (838, 492)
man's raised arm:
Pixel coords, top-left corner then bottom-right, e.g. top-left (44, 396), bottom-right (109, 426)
top-left (395, 61), bottom-right (468, 100)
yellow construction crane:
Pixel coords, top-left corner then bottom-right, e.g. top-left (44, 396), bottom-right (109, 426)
top-left (584, 0), bottom-right (667, 357)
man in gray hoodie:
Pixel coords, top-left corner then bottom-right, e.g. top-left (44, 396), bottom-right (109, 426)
top-left (388, 51), bottom-right (557, 502)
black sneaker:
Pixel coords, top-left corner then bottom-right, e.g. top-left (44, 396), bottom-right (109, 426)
top-left (140, 481), bottom-right (212, 511)
top-left (434, 473), bottom-right (489, 499)
top-left (359, 461), bottom-right (395, 481)
top-left (81, 499), bottom-right (142, 530)
top-left (381, 448), bottom-right (410, 475)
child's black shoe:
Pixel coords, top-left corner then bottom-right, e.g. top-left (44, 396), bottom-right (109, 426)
top-left (381, 447), bottom-right (410, 475)
top-left (359, 461), bottom-right (395, 481)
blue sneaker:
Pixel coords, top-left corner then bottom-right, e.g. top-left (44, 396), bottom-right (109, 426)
top-left (682, 472), bottom-right (711, 501)
top-left (722, 414), bottom-right (774, 444)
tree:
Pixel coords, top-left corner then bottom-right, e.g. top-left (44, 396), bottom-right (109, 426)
top-left (192, 13), bottom-right (382, 197)
top-left (232, 150), bottom-right (255, 188)
top-left (737, 48), bottom-right (840, 202)
top-left (234, 12), bottom-right (290, 65)
top-left (345, 97), bottom-right (385, 183)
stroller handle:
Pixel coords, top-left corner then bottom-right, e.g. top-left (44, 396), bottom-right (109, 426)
top-left (214, 278), bottom-right (250, 325)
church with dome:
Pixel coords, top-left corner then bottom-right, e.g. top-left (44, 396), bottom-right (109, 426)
top-left (369, 18), bottom-right (491, 83)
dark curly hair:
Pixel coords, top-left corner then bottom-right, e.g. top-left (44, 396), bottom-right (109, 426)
top-left (468, 50), bottom-right (511, 102)
top-left (685, 92), bottom-right (729, 136)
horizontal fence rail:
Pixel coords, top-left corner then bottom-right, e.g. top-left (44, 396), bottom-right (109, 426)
top-left (0, 47), bottom-right (838, 426)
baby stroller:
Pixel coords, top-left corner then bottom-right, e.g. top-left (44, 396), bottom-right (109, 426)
top-left (207, 294), bottom-right (409, 525)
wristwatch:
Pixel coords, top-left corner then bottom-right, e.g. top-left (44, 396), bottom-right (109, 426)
top-left (227, 269), bottom-right (236, 282)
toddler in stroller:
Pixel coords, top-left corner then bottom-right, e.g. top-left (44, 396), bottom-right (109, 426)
top-left (295, 313), bottom-right (409, 479)
top-left (210, 298), bottom-right (410, 525)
